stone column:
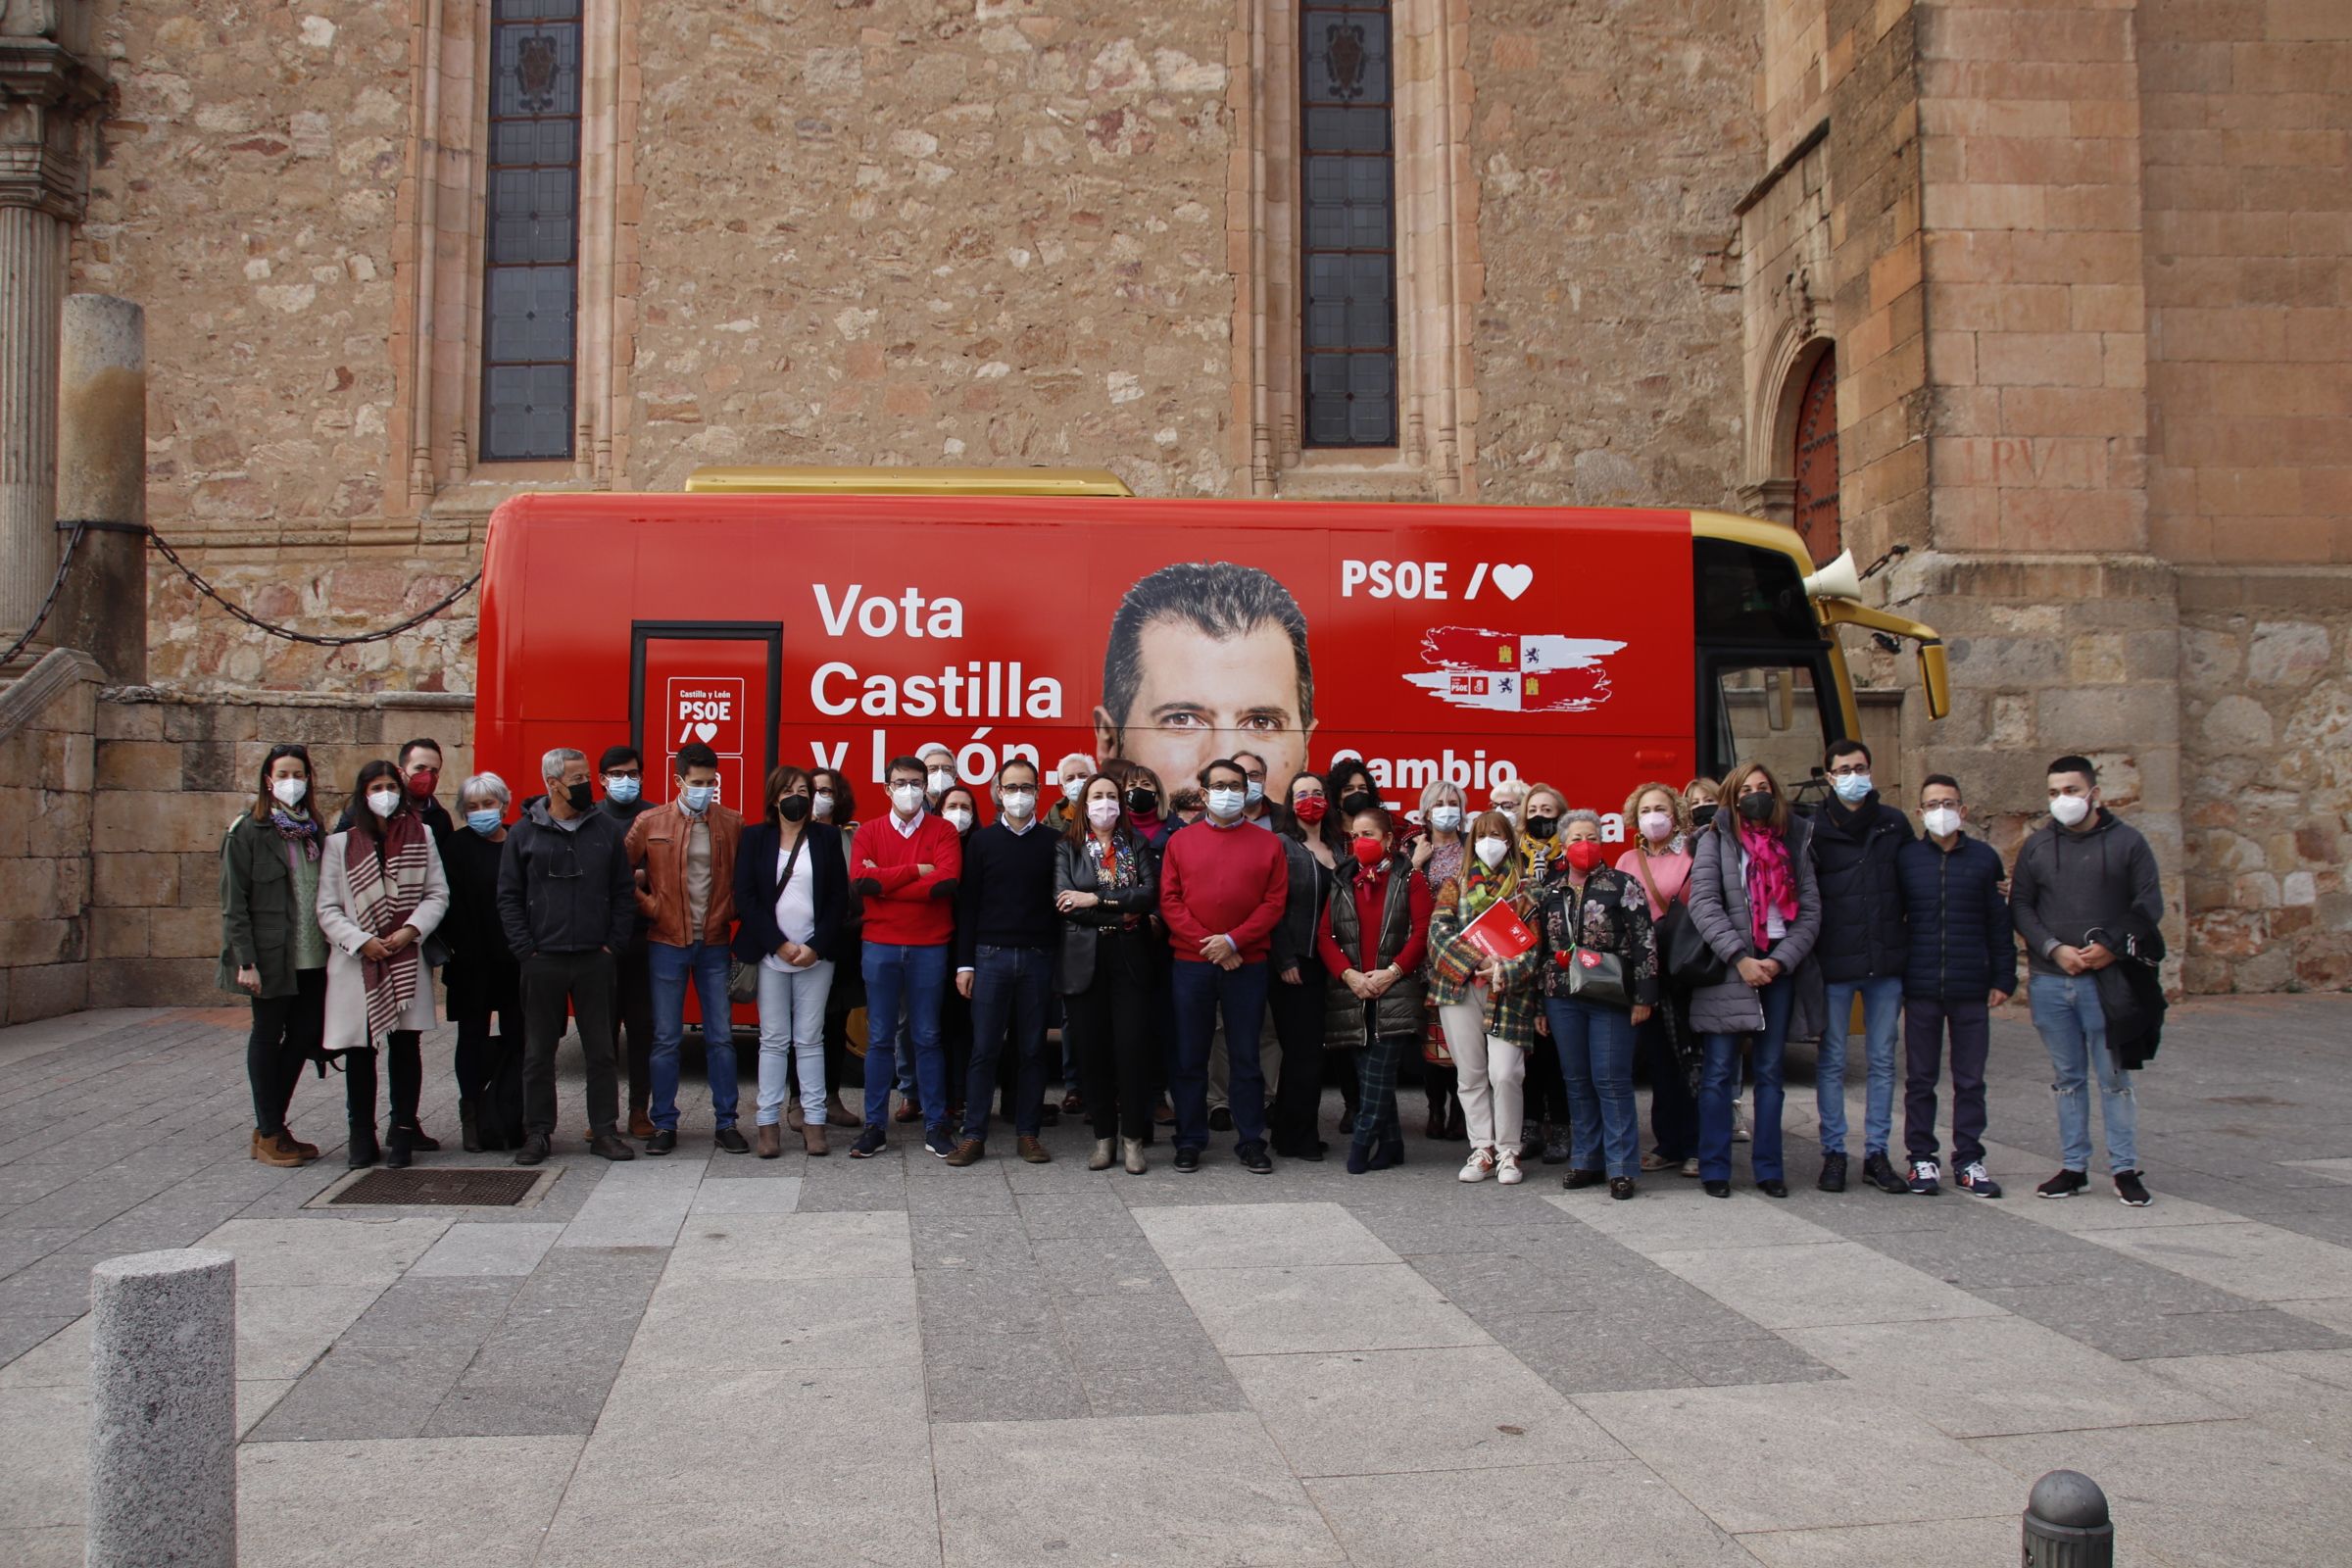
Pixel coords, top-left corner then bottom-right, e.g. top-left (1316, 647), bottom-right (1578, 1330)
top-left (86, 1249), bottom-right (238, 1568)
top-left (52, 293), bottom-right (145, 680)
top-left (0, 4), bottom-right (106, 660)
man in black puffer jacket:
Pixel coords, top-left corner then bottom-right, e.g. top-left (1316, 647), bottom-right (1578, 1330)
top-left (1895, 773), bottom-right (2016, 1198)
top-left (1809, 740), bottom-right (1914, 1195)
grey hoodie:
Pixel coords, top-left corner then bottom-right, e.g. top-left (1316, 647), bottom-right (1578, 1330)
top-left (2009, 808), bottom-right (2164, 977)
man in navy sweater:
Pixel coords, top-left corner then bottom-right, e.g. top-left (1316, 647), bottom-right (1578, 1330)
top-left (948, 759), bottom-right (1063, 1164)
top-left (1894, 772), bottom-right (2017, 1198)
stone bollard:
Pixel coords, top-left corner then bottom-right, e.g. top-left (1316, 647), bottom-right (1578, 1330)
top-left (2022, 1469), bottom-right (2114, 1568)
top-left (86, 1250), bottom-right (237, 1568)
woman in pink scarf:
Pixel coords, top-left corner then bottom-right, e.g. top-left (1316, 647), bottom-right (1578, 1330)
top-left (1684, 760), bottom-right (1822, 1200)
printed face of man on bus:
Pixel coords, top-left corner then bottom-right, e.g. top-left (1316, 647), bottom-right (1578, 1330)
top-left (1094, 562), bottom-right (1316, 796)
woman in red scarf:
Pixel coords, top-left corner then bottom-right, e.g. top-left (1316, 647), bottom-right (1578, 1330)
top-left (318, 760), bottom-right (450, 1168)
top-left (1685, 760), bottom-right (1823, 1200)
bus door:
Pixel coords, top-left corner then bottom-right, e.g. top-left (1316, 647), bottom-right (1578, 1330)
top-left (629, 621), bottom-right (783, 811)
top-left (1696, 645), bottom-right (1838, 805)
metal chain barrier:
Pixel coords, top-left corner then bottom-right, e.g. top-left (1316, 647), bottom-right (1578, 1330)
top-left (0, 519), bottom-right (90, 668)
top-left (144, 528), bottom-right (481, 648)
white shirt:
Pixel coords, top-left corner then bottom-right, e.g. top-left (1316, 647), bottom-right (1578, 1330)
top-left (1737, 846), bottom-right (1788, 942)
top-left (762, 835), bottom-right (820, 972)
top-left (890, 809), bottom-right (922, 839)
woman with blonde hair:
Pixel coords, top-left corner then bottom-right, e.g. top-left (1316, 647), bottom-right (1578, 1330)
top-left (1620, 781), bottom-right (1700, 1176)
top-left (1410, 778), bottom-right (1471, 1142)
top-left (1426, 811), bottom-right (1543, 1185)
top-left (1686, 760), bottom-right (1823, 1198)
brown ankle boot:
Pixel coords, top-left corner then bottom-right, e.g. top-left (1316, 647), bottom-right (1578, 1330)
top-left (252, 1129), bottom-right (306, 1167)
top-left (801, 1123), bottom-right (829, 1156)
top-left (279, 1126), bottom-right (320, 1160)
top-left (755, 1124), bottom-right (781, 1159)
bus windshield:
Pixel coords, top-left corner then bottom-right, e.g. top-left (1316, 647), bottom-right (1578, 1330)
top-left (1692, 536), bottom-right (1839, 788)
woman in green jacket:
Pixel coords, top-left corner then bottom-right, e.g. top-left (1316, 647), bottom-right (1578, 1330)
top-left (220, 744), bottom-right (331, 1167)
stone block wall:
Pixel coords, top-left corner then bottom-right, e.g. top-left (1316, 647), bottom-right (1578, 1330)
top-left (0, 654), bottom-right (103, 1024)
top-left (83, 690), bottom-right (474, 1008)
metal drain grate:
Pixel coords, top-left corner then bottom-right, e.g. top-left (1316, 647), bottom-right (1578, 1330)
top-left (329, 1168), bottom-right (544, 1207)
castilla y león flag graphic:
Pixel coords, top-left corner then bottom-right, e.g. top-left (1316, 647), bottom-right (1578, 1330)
top-left (1404, 628), bottom-right (1630, 714)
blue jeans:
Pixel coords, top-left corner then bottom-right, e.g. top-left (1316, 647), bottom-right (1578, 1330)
top-left (862, 942), bottom-right (950, 1135)
top-left (1818, 974), bottom-right (1904, 1156)
top-left (647, 940), bottom-right (739, 1132)
top-left (2030, 972), bottom-right (2137, 1174)
top-left (755, 960), bottom-right (835, 1128)
top-left (1697, 973), bottom-right (1795, 1183)
top-left (1170, 959), bottom-right (1270, 1152)
top-left (1548, 996), bottom-right (1638, 1178)
top-left (962, 945), bottom-right (1053, 1141)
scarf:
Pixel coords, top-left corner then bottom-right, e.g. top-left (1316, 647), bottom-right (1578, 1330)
top-left (1740, 820), bottom-right (1797, 951)
top-left (270, 808), bottom-right (322, 863)
top-left (345, 810), bottom-right (430, 1040)
top-left (1460, 857), bottom-right (1511, 918)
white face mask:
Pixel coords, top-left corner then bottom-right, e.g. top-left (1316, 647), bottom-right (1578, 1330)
top-left (1428, 805), bottom-right (1464, 834)
top-left (680, 783), bottom-right (715, 814)
top-left (926, 767), bottom-right (956, 796)
top-left (1205, 787), bottom-right (1246, 820)
top-left (1474, 837), bottom-right (1510, 869)
top-left (1244, 779), bottom-right (1265, 806)
top-left (1000, 788), bottom-right (1036, 820)
top-left (2050, 793), bottom-right (2092, 827)
top-left (1639, 810), bottom-right (1673, 843)
top-left (366, 788), bottom-right (401, 819)
top-left (942, 807), bottom-right (974, 833)
top-left (891, 783), bottom-right (925, 816)
top-left (271, 777), bottom-right (308, 808)
top-left (604, 774), bottom-right (641, 805)
top-left (1832, 772), bottom-right (1874, 804)
top-left (811, 792), bottom-right (836, 821)
top-left (1086, 798), bottom-right (1122, 829)
top-left (1923, 806), bottom-right (1962, 838)
top-left (1062, 777), bottom-right (1087, 802)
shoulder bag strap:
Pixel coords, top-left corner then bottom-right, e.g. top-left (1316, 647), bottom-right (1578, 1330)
top-left (1630, 846), bottom-right (1664, 913)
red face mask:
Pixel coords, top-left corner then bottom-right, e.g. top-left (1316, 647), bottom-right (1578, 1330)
top-left (406, 769), bottom-right (439, 797)
top-left (1293, 797), bottom-right (1328, 824)
top-left (1562, 840), bottom-right (1605, 873)
top-left (1350, 837), bottom-right (1387, 867)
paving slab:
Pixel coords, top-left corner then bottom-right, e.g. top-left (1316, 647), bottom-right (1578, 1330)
top-left (1736, 1515), bottom-right (2018, 1568)
top-left (666, 1208), bottom-right (911, 1279)
top-left (627, 1272), bottom-right (920, 1374)
top-left (1648, 1239), bottom-right (2007, 1330)
top-left (1308, 1459), bottom-right (1758, 1568)
top-left (1134, 1200), bottom-right (1396, 1268)
top-left (0, 1383), bottom-right (85, 1531)
top-left (407, 1221), bottom-right (565, 1278)
top-left (239, 1436), bottom-right (583, 1567)
top-left (1172, 1262), bottom-right (1489, 1356)
top-left (192, 1215), bottom-right (450, 1287)
top-left (933, 1412), bottom-right (1345, 1568)
top-left (1545, 1187), bottom-right (1842, 1251)
top-left (1576, 1382), bottom-right (2020, 1534)
top-left (2084, 1220), bottom-right (2352, 1304)
top-left (684, 1175), bottom-right (803, 1214)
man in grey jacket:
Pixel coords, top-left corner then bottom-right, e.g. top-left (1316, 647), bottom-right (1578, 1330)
top-left (2010, 754), bottom-right (2164, 1207)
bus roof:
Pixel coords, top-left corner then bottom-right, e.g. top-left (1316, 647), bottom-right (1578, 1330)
top-left (684, 466), bottom-right (1134, 498)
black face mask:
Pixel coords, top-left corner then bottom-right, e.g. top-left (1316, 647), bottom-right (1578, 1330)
top-left (778, 795), bottom-right (810, 823)
top-left (1124, 789), bottom-right (1158, 814)
top-left (1689, 803), bottom-right (1718, 829)
top-left (1738, 792), bottom-right (1776, 823)
top-left (1341, 790), bottom-right (1376, 815)
top-left (1523, 813), bottom-right (1558, 840)
top-left (564, 780), bottom-right (594, 812)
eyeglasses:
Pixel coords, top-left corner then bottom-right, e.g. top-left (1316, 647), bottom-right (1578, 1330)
top-left (1827, 762), bottom-right (1870, 777)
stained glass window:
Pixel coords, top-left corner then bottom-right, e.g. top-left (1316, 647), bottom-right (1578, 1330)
top-left (1300, 0), bottom-right (1397, 448)
top-left (480, 0), bottom-right (582, 462)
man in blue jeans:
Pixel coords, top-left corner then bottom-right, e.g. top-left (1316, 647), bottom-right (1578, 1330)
top-left (622, 743), bottom-right (746, 1155)
top-left (1807, 739), bottom-right (1914, 1195)
top-left (947, 759), bottom-right (1061, 1165)
top-left (2011, 754), bottom-right (2165, 1206)
top-left (847, 756), bottom-right (964, 1158)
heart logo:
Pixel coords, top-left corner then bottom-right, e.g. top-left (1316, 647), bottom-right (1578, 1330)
top-left (1491, 564), bottom-right (1533, 601)
top-left (693, 721), bottom-right (718, 743)
top-left (1579, 951), bottom-right (1601, 968)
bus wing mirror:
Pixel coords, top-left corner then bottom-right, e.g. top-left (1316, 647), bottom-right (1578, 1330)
top-left (1815, 600), bottom-right (1952, 723)
top-left (1766, 669), bottom-right (1794, 732)
top-left (1917, 640), bottom-right (1951, 721)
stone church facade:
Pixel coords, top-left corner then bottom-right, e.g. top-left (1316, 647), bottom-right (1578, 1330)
top-left (0, 0), bottom-right (2345, 1013)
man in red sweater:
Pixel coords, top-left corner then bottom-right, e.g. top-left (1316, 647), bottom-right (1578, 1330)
top-left (847, 755), bottom-right (964, 1158)
top-left (1160, 758), bottom-right (1290, 1173)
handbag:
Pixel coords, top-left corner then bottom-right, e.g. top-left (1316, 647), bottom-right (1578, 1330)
top-left (1560, 945), bottom-right (1631, 1008)
top-left (732, 830), bottom-right (808, 1004)
top-left (1642, 839), bottom-right (1728, 988)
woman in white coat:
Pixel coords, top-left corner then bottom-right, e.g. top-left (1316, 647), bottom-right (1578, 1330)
top-left (318, 760), bottom-right (450, 1169)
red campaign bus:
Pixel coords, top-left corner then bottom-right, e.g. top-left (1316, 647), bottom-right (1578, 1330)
top-left (473, 467), bottom-right (1949, 836)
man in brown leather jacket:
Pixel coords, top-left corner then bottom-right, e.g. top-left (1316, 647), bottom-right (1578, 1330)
top-left (623, 743), bottom-right (747, 1154)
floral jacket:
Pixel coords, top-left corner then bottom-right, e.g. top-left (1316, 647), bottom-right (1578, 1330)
top-left (1533, 864), bottom-right (1660, 1008)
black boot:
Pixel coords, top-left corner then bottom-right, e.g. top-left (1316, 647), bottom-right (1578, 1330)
top-left (459, 1101), bottom-right (482, 1153)
top-left (343, 1048), bottom-right (380, 1169)
top-left (384, 1122), bottom-right (413, 1169)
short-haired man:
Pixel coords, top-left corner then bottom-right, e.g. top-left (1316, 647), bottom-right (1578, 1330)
top-left (335, 738), bottom-right (455, 843)
top-left (1094, 562), bottom-right (1317, 801)
top-left (1159, 757), bottom-right (1290, 1173)
top-left (599, 744), bottom-right (659, 1138)
top-left (918, 744), bottom-right (957, 809)
top-left (2012, 755), bottom-right (2164, 1206)
top-left (1046, 752), bottom-right (1098, 834)
top-left (1895, 774), bottom-right (2015, 1197)
top-left (497, 747), bottom-right (637, 1164)
top-left (1232, 749), bottom-right (1275, 829)
top-left (1809, 738), bottom-right (1915, 1196)
top-left (848, 755), bottom-right (964, 1158)
top-left (947, 759), bottom-right (1061, 1164)
top-left (624, 742), bottom-right (746, 1155)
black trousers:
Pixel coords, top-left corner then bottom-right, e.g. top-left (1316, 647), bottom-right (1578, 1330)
top-left (1638, 990), bottom-right (1699, 1160)
top-left (1067, 930), bottom-right (1153, 1140)
top-left (1266, 955), bottom-right (1329, 1151)
top-left (1904, 998), bottom-right (1990, 1166)
top-left (246, 967), bottom-right (326, 1135)
top-left (454, 1010), bottom-right (525, 1145)
top-left (613, 944), bottom-right (655, 1115)
top-left (1525, 1021), bottom-right (1570, 1134)
top-left (524, 950), bottom-right (619, 1138)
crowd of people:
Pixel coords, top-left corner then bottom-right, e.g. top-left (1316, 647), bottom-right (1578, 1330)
top-left (220, 733), bottom-right (2166, 1205)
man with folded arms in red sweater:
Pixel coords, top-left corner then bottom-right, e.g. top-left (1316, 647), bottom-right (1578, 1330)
top-left (1161, 758), bottom-right (1290, 1174)
top-left (847, 755), bottom-right (963, 1158)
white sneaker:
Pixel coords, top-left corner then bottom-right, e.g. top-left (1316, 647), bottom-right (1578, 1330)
top-left (1732, 1102), bottom-right (1751, 1144)
top-left (1495, 1148), bottom-right (1524, 1186)
top-left (1457, 1146), bottom-right (1496, 1184)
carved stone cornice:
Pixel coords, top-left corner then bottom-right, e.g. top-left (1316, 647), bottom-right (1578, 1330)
top-left (0, 35), bottom-right (109, 220)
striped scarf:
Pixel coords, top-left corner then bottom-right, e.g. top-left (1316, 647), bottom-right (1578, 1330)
top-left (346, 810), bottom-right (429, 1040)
